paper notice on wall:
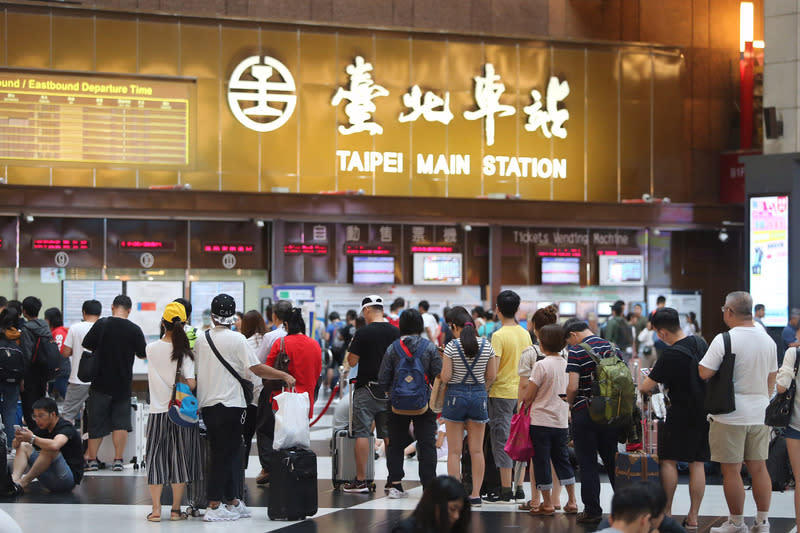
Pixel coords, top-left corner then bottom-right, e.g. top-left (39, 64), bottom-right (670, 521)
top-left (62, 280), bottom-right (124, 327)
top-left (127, 281), bottom-right (185, 339)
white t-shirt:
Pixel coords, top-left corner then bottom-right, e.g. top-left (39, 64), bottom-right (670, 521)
top-left (699, 325), bottom-right (778, 425)
top-left (529, 355), bottom-right (569, 429)
top-left (195, 326), bottom-right (261, 409)
top-left (63, 320), bottom-right (95, 385)
top-left (422, 313), bottom-right (438, 342)
top-left (256, 325), bottom-right (287, 364)
top-left (146, 339), bottom-right (196, 414)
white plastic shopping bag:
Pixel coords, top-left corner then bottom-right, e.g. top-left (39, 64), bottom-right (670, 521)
top-left (273, 389), bottom-right (311, 450)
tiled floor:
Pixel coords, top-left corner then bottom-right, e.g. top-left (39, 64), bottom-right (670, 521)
top-left (2, 392), bottom-right (798, 532)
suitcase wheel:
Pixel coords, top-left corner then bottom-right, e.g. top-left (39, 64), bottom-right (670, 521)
top-left (333, 480), bottom-right (341, 489)
top-left (369, 482), bottom-right (376, 492)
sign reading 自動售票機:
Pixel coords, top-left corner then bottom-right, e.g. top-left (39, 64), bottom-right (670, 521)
top-left (228, 55), bottom-right (571, 181)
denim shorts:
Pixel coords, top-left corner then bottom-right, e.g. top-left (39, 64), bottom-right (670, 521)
top-left (786, 426), bottom-right (800, 440)
top-left (29, 450), bottom-right (75, 492)
top-left (441, 383), bottom-right (489, 424)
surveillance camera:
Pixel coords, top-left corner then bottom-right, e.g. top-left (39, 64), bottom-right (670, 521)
top-left (24, 214), bottom-right (34, 223)
top-left (642, 193), bottom-right (652, 203)
top-left (662, 197), bottom-right (671, 204)
top-left (463, 224), bottom-right (472, 232)
top-left (718, 229), bottom-right (729, 243)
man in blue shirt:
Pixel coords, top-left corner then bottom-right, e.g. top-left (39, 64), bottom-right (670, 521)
top-left (780, 308), bottom-right (800, 365)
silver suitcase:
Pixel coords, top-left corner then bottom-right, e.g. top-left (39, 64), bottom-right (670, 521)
top-left (331, 381), bottom-right (375, 490)
top-left (96, 399), bottom-right (148, 469)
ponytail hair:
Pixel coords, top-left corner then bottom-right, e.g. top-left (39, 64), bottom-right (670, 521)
top-left (162, 318), bottom-right (193, 362)
top-left (449, 306), bottom-right (479, 358)
top-left (286, 307), bottom-right (305, 335)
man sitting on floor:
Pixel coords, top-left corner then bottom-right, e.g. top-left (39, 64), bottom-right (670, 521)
top-left (11, 397), bottom-right (83, 492)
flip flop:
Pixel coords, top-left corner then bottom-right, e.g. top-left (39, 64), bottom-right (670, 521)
top-left (146, 513), bottom-right (161, 522)
top-left (518, 500), bottom-right (540, 511)
top-left (529, 506), bottom-right (556, 516)
top-left (170, 509), bottom-right (188, 521)
top-left (563, 504), bottom-right (579, 514)
top-left (682, 519), bottom-right (698, 531)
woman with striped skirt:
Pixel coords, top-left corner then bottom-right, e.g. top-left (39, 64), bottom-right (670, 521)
top-left (145, 302), bottom-right (202, 522)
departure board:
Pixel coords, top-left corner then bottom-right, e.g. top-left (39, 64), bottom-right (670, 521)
top-left (0, 70), bottom-right (192, 166)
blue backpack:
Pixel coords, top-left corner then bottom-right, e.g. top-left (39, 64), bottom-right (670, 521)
top-left (389, 338), bottom-right (431, 416)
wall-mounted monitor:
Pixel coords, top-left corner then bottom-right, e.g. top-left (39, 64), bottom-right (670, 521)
top-left (559, 301), bottom-right (577, 316)
top-left (598, 254), bottom-right (645, 286)
top-left (537, 301), bottom-right (553, 310)
top-left (413, 253), bottom-right (463, 285)
top-left (597, 301), bottom-right (614, 316)
top-left (352, 256), bottom-right (395, 285)
top-left (541, 256), bottom-right (580, 285)
top-left (749, 195), bottom-right (789, 327)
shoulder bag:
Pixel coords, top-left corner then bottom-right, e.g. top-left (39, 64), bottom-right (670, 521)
top-left (77, 318), bottom-right (104, 383)
top-left (204, 329), bottom-right (254, 405)
top-left (765, 347), bottom-right (800, 428)
top-left (264, 337), bottom-right (291, 391)
top-left (168, 359), bottom-right (199, 427)
top-left (704, 331), bottom-right (736, 415)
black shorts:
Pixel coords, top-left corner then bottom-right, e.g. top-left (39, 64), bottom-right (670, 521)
top-left (86, 389), bottom-right (132, 439)
top-left (658, 418), bottom-right (710, 463)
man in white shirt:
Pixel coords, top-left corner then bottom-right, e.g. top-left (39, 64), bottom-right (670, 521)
top-left (61, 300), bottom-right (101, 426)
top-left (699, 291), bottom-right (777, 533)
top-left (753, 304), bottom-right (767, 331)
top-left (418, 300), bottom-right (438, 346)
top-left (193, 294), bottom-right (295, 522)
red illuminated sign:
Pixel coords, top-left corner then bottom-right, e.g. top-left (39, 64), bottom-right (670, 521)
top-left (537, 248), bottom-right (582, 257)
top-left (410, 245), bottom-right (454, 253)
top-left (283, 244), bottom-right (328, 255)
top-left (0, 239), bottom-right (2, 249)
top-left (596, 250), bottom-right (619, 256)
top-left (203, 242), bottom-right (255, 254)
top-left (120, 240), bottom-right (176, 251)
top-left (345, 245), bottom-right (392, 255)
top-left (33, 239), bottom-right (90, 250)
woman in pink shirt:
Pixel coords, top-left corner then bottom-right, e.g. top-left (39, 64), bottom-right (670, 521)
top-left (522, 324), bottom-right (576, 516)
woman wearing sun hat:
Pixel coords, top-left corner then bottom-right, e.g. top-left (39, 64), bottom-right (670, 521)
top-left (144, 301), bottom-right (201, 522)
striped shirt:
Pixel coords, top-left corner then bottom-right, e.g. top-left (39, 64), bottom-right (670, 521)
top-left (444, 338), bottom-right (496, 385)
top-left (566, 334), bottom-right (624, 412)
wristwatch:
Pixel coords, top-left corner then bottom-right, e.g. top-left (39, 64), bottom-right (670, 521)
top-left (30, 434), bottom-right (35, 445)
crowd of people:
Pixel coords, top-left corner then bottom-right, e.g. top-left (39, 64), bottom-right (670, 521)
top-left (0, 287), bottom-right (795, 532)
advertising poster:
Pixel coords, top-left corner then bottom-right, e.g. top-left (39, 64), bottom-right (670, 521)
top-left (750, 195), bottom-right (789, 327)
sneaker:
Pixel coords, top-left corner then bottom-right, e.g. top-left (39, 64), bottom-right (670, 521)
top-left (750, 520), bottom-right (770, 533)
top-left (111, 459), bottom-right (124, 471)
top-left (203, 505), bottom-right (240, 522)
top-left (469, 497), bottom-right (482, 508)
top-left (575, 512), bottom-right (603, 524)
top-left (388, 487), bottom-right (408, 499)
top-left (482, 489), bottom-right (513, 504)
top-left (710, 521), bottom-right (748, 533)
top-left (84, 460), bottom-right (99, 472)
top-left (227, 500), bottom-right (252, 518)
top-left (514, 486), bottom-right (525, 502)
top-left (342, 480), bottom-right (370, 493)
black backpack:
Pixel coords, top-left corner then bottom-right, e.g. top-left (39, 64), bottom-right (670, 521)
top-left (0, 339), bottom-right (24, 384)
top-left (766, 430), bottom-right (793, 491)
top-left (30, 331), bottom-right (62, 381)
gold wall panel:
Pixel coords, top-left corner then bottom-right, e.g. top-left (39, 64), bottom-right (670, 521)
top-left (0, 11), bottom-right (684, 203)
top-left (53, 17), bottom-right (94, 72)
top-left (6, 13), bottom-right (50, 69)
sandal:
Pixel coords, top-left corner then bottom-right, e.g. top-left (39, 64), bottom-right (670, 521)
top-left (682, 519), bottom-right (698, 531)
top-left (563, 503), bottom-right (579, 514)
top-left (170, 509), bottom-right (188, 521)
top-left (529, 506), bottom-right (556, 516)
top-left (518, 500), bottom-right (539, 511)
top-left (146, 513), bottom-right (161, 522)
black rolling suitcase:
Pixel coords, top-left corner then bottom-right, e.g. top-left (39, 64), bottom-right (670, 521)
top-left (268, 447), bottom-right (318, 521)
top-left (186, 424), bottom-right (247, 517)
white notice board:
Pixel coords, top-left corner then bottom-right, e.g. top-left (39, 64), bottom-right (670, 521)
top-left (62, 280), bottom-right (124, 327)
top-left (190, 281), bottom-right (245, 327)
top-left (127, 281), bottom-right (185, 339)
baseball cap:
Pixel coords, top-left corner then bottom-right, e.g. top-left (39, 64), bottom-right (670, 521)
top-left (211, 293), bottom-right (237, 325)
top-left (360, 294), bottom-right (384, 314)
top-left (162, 302), bottom-right (187, 323)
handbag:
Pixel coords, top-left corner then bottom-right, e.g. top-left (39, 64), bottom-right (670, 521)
top-left (705, 331), bottom-right (736, 415)
top-left (429, 375), bottom-right (448, 413)
top-left (77, 318), bottom-right (105, 383)
top-left (264, 337), bottom-right (291, 391)
top-left (168, 360), bottom-right (199, 427)
top-left (504, 404), bottom-right (534, 462)
top-left (205, 329), bottom-right (254, 405)
top-left (765, 347), bottom-right (800, 427)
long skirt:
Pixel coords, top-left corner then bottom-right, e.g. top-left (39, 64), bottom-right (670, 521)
top-left (146, 412), bottom-right (202, 485)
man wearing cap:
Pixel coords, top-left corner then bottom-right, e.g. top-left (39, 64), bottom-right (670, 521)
top-left (343, 295), bottom-right (401, 493)
top-left (81, 295), bottom-right (147, 472)
top-left (193, 294), bottom-right (296, 522)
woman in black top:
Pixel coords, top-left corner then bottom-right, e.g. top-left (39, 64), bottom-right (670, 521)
top-left (391, 475), bottom-right (471, 533)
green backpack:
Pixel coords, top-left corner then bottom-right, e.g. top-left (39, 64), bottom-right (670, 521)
top-left (580, 342), bottom-right (635, 427)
